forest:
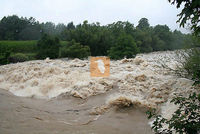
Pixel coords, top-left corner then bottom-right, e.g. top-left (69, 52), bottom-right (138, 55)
top-left (0, 15), bottom-right (199, 64)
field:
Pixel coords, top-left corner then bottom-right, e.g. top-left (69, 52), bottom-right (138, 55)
top-left (0, 40), bottom-right (68, 64)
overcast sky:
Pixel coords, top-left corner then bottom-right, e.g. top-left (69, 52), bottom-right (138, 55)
top-left (0, 0), bottom-right (190, 33)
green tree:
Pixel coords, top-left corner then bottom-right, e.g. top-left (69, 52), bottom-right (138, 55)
top-left (108, 34), bottom-right (139, 59)
top-left (0, 15), bottom-right (27, 40)
top-left (36, 34), bottom-right (60, 59)
top-left (151, 35), bottom-right (165, 51)
top-left (67, 22), bottom-right (75, 30)
top-left (0, 15), bottom-right (42, 40)
top-left (133, 28), bottom-right (153, 53)
top-left (60, 40), bottom-right (90, 59)
top-left (41, 22), bottom-right (56, 36)
top-left (19, 26), bottom-right (41, 40)
top-left (65, 21), bottom-right (114, 56)
top-left (168, 0), bottom-right (200, 36)
top-left (137, 18), bottom-right (150, 30)
top-left (153, 25), bottom-right (173, 50)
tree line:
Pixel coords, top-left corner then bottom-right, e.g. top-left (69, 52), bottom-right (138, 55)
top-left (0, 15), bottom-right (199, 59)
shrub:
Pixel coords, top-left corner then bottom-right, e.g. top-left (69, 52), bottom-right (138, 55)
top-left (175, 49), bottom-right (200, 85)
top-left (60, 40), bottom-right (90, 59)
top-left (147, 92), bottom-right (200, 134)
top-left (36, 34), bottom-right (60, 59)
top-left (182, 49), bottom-right (200, 85)
top-left (23, 53), bottom-right (37, 60)
top-left (0, 43), bottom-right (11, 65)
top-left (9, 53), bottom-right (29, 63)
top-left (0, 50), bottom-right (11, 65)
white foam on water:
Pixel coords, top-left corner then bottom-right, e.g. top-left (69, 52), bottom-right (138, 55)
top-left (0, 50), bottom-right (199, 119)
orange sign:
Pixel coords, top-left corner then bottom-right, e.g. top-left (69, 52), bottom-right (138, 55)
top-left (90, 57), bottom-right (110, 77)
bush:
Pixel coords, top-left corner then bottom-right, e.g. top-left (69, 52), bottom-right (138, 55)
top-left (183, 49), bottom-right (200, 85)
top-left (36, 34), bottom-right (60, 59)
top-left (0, 50), bottom-right (11, 65)
top-left (60, 40), bottom-right (90, 59)
top-left (25, 53), bottom-right (36, 60)
top-left (0, 43), bottom-right (11, 65)
top-left (9, 53), bottom-right (29, 63)
top-left (108, 34), bottom-right (139, 59)
top-left (175, 49), bottom-right (200, 85)
top-left (147, 92), bottom-right (200, 134)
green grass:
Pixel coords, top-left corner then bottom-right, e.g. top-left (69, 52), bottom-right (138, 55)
top-left (0, 40), bottom-right (38, 54)
top-left (0, 40), bottom-right (68, 54)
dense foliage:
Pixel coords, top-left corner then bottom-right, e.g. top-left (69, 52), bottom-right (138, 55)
top-left (0, 15), bottom-right (199, 60)
top-left (169, 0), bottom-right (200, 37)
top-left (184, 49), bottom-right (200, 85)
top-left (147, 92), bottom-right (200, 134)
top-left (176, 49), bottom-right (200, 85)
top-left (108, 33), bottom-right (139, 59)
top-left (9, 53), bottom-right (29, 63)
top-left (60, 40), bottom-right (90, 59)
top-left (36, 34), bottom-right (60, 59)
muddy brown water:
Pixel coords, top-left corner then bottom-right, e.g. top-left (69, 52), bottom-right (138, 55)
top-left (0, 89), bottom-right (153, 134)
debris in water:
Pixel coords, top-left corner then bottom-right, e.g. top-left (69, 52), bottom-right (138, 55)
top-left (0, 50), bottom-right (198, 120)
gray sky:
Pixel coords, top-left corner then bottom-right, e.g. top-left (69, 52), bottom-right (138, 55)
top-left (0, 0), bottom-right (190, 33)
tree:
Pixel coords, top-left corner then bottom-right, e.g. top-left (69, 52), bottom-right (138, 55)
top-left (67, 22), bottom-right (75, 30)
top-left (60, 40), bottom-right (90, 59)
top-left (168, 0), bottom-right (200, 36)
top-left (108, 21), bottom-right (135, 37)
top-left (153, 25), bottom-right (173, 50)
top-left (36, 34), bottom-right (60, 59)
top-left (19, 26), bottom-right (41, 40)
top-left (137, 18), bottom-right (150, 30)
top-left (64, 21), bottom-right (114, 56)
top-left (0, 15), bottom-right (198, 60)
top-left (41, 22), bottom-right (56, 35)
top-left (108, 34), bottom-right (139, 59)
top-left (133, 28), bottom-right (153, 53)
top-left (0, 15), bottom-right (42, 40)
top-left (151, 35), bottom-right (165, 51)
top-left (0, 15), bottom-right (27, 40)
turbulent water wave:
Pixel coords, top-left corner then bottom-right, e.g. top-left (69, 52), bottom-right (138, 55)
top-left (0, 50), bottom-right (198, 119)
